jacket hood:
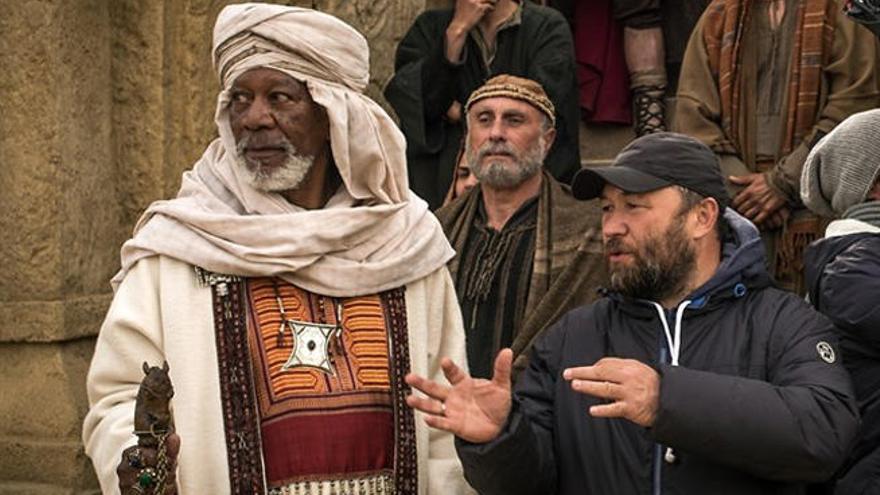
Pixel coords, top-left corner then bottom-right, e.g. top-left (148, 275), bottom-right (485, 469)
top-left (804, 229), bottom-right (880, 306)
top-left (689, 208), bottom-right (771, 304)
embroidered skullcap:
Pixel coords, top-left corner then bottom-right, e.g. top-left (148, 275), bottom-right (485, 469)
top-left (209, 3), bottom-right (410, 205)
top-left (801, 109), bottom-right (880, 217)
top-left (465, 74), bottom-right (556, 126)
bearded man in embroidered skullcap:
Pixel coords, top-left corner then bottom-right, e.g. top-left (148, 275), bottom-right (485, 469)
top-left (435, 75), bottom-right (606, 379)
top-left (82, 4), bottom-right (472, 494)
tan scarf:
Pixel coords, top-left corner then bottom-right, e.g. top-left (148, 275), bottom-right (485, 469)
top-left (437, 172), bottom-right (606, 370)
top-left (112, 5), bottom-right (453, 297)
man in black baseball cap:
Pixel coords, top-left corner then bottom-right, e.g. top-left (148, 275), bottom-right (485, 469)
top-left (571, 131), bottom-right (730, 210)
top-left (569, 132), bottom-right (732, 305)
top-left (404, 131), bottom-right (856, 494)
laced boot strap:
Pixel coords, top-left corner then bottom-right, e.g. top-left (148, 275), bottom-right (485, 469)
top-left (632, 84), bottom-right (668, 137)
top-left (629, 67), bottom-right (668, 137)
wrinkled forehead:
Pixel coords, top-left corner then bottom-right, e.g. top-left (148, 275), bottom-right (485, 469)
top-left (230, 67), bottom-right (308, 93)
top-left (467, 96), bottom-right (545, 121)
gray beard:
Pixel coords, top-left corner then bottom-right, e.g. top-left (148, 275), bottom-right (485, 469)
top-left (235, 135), bottom-right (315, 192)
top-left (466, 136), bottom-right (545, 190)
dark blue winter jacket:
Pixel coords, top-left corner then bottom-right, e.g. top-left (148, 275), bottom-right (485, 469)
top-left (805, 223), bottom-right (880, 495)
top-left (457, 210), bottom-right (858, 494)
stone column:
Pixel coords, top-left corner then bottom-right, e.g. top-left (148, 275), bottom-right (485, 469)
top-left (0, 0), bottom-right (117, 492)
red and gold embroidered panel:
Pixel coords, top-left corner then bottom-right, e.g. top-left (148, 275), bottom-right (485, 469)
top-left (245, 278), bottom-right (397, 486)
top-left (249, 279), bottom-right (393, 412)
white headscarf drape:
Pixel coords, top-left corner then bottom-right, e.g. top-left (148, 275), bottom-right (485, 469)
top-left (112, 3), bottom-right (453, 297)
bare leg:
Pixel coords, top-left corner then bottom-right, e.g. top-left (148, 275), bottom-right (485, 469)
top-left (624, 26), bottom-right (667, 136)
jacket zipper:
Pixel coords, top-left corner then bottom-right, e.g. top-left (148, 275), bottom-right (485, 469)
top-left (653, 320), bottom-right (670, 495)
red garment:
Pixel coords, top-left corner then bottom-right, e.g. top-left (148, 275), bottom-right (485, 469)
top-left (574, 0), bottom-right (632, 124)
top-left (246, 280), bottom-right (400, 487)
top-left (261, 413), bottom-right (394, 482)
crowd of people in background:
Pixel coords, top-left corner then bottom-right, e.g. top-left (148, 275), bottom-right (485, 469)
top-left (389, 0), bottom-right (880, 493)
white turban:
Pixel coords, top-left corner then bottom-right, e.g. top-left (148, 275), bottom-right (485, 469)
top-left (212, 3), bottom-right (408, 205)
top-left (112, 4), bottom-right (453, 297)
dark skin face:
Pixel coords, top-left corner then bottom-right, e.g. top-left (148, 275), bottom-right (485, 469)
top-left (114, 70), bottom-right (333, 491)
top-left (229, 67), bottom-right (329, 167)
top-left (228, 68), bottom-right (336, 208)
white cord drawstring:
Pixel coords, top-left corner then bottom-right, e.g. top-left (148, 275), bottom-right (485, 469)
top-left (651, 300), bottom-right (692, 367)
top-left (651, 300), bottom-right (692, 464)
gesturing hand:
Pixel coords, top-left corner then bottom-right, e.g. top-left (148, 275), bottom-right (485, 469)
top-left (405, 348), bottom-right (513, 444)
top-left (729, 173), bottom-right (788, 226)
top-left (564, 357), bottom-right (660, 427)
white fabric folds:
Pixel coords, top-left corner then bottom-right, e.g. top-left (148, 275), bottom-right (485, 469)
top-left (113, 4), bottom-right (453, 297)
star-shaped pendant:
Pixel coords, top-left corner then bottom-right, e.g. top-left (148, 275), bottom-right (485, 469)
top-left (281, 320), bottom-right (338, 374)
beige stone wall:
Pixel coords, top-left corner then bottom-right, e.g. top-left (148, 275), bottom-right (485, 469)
top-left (0, 1), bottom-right (426, 492)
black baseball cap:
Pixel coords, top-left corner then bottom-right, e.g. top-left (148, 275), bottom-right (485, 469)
top-left (846, 0), bottom-right (880, 39)
top-left (571, 132), bottom-right (730, 209)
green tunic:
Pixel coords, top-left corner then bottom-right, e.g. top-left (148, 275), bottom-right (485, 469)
top-left (674, 0), bottom-right (880, 205)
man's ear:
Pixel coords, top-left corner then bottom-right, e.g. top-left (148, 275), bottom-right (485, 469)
top-left (692, 198), bottom-right (720, 240)
top-left (542, 126), bottom-right (557, 154)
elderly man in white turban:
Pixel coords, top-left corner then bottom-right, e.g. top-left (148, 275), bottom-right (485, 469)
top-left (82, 4), bottom-right (471, 495)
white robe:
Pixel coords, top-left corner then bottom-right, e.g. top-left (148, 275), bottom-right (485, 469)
top-left (83, 255), bottom-right (473, 494)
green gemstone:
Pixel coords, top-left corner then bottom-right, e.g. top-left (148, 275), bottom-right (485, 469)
top-left (138, 470), bottom-right (154, 487)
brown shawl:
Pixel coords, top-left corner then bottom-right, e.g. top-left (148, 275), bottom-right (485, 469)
top-left (698, 0), bottom-right (836, 293)
top-left (436, 171), bottom-right (607, 373)
top-left (702, 0), bottom-right (836, 155)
